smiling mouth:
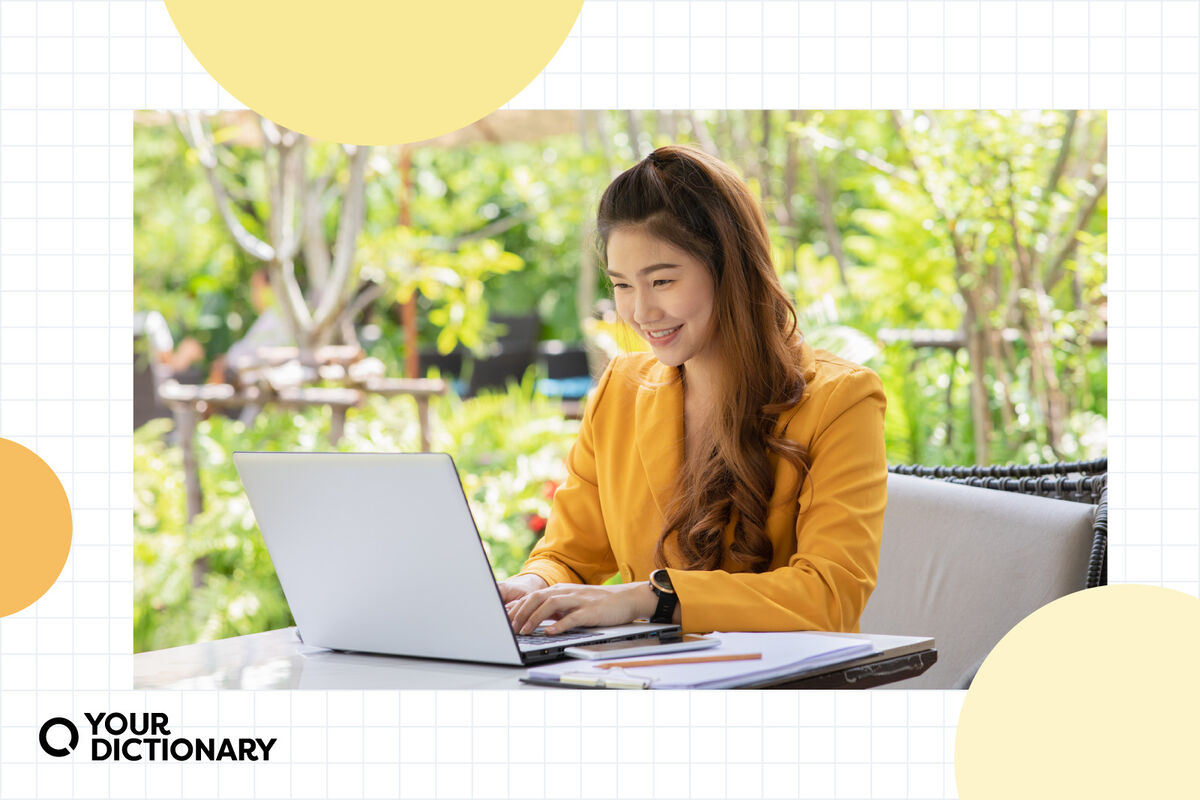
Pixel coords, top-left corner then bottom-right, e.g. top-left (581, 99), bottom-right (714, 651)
top-left (645, 325), bottom-right (682, 340)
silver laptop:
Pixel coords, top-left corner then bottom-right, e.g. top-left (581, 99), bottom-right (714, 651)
top-left (233, 452), bottom-right (680, 665)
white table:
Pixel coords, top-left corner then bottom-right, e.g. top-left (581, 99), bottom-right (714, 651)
top-left (134, 628), bottom-right (936, 690)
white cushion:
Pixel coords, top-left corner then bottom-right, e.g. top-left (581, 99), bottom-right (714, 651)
top-left (860, 472), bottom-right (1097, 689)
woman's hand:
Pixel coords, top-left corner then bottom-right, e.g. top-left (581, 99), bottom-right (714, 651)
top-left (506, 582), bottom-right (657, 635)
top-left (496, 573), bottom-right (548, 605)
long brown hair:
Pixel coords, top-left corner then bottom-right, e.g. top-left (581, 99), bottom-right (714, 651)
top-left (596, 145), bottom-right (811, 573)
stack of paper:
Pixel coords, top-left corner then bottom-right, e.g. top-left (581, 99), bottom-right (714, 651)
top-left (526, 631), bottom-right (876, 689)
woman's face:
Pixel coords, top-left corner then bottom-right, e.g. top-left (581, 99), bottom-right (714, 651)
top-left (606, 226), bottom-right (716, 368)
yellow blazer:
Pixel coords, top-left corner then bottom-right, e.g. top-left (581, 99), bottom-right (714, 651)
top-left (517, 339), bottom-right (887, 633)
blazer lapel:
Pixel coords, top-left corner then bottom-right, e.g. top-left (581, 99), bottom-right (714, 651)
top-left (635, 360), bottom-right (684, 521)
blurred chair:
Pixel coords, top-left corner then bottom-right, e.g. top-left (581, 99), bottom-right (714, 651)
top-left (860, 459), bottom-right (1107, 689)
top-left (539, 341), bottom-right (590, 380)
top-left (417, 347), bottom-right (467, 396)
top-left (536, 341), bottom-right (592, 395)
top-left (536, 341), bottom-right (593, 419)
top-left (418, 348), bottom-right (464, 379)
top-left (466, 313), bottom-right (540, 396)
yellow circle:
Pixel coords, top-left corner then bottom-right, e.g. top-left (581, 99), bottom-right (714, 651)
top-left (0, 438), bottom-right (72, 617)
top-left (956, 585), bottom-right (1200, 799)
top-left (164, 1), bottom-right (584, 145)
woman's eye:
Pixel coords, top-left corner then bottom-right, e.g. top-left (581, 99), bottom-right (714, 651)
top-left (652, 279), bottom-right (673, 287)
top-left (612, 282), bottom-right (631, 290)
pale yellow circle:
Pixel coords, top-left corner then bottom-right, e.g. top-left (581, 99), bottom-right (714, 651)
top-left (165, 1), bottom-right (584, 145)
top-left (956, 585), bottom-right (1200, 799)
top-left (0, 437), bottom-right (72, 617)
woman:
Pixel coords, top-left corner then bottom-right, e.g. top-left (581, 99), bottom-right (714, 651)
top-left (501, 145), bottom-right (887, 636)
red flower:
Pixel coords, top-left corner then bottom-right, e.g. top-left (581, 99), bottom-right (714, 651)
top-left (528, 514), bottom-right (547, 533)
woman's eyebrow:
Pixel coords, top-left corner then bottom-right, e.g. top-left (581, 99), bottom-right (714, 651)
top-left (605, 263), bottom-right (681, 279)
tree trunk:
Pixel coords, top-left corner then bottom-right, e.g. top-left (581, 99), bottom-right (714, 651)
top-left (687, 112), bottom-right (718, 156)
top-left (625, 111), bottom-right (644, 157)
top-left (1019, 303), bottom-right (1066, 455)
top-left (985, 324), bottom-right (1016, 433)
top-left (731, 111), bottom-right (758, 186)
top-left (779, 112), bottom-right (799, 229)
top-left (595, 111), bottom-right (616, 176)
top-left (961, 294), bottom-right (992, 464)
top-left (811, 157), bottom-right (849, 289)
top-left (179, 112), bottom-right (372, 356)
top-left (398, 145), bottom-right (419, 378)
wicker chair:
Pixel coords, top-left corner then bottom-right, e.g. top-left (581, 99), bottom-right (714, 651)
top-left (861, 458), bottom-right (1107, 689)
top-left (888, 458), bottom-right (1108, 589)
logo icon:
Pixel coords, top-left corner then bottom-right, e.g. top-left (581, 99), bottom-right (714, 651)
top-left (39, 717), bottom-right (79, 757)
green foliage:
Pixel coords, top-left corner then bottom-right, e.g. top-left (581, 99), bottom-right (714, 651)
top-left (358, 230), bottom-right (524, 356)
top-left (134, 414), bottom-right (309, 652)
top-left (134, 124), bottom-right (258, 359)
top-left (763, 110), bottom-right (1106, 464)
top-left (430, 373), bottom-right (581, 575)
top-left (133, 377), bottom-right (579, 652)
top-left (401, 141), bottom-right (613, 343)
top-left (134, 117), bottom-right (542, 368)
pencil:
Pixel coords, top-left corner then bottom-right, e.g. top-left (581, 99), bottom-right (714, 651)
top-left (596, 653), bottom-right (762, 669)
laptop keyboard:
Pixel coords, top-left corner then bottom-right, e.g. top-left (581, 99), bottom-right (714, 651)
top-left (516, 628), bottom-right (598, 646)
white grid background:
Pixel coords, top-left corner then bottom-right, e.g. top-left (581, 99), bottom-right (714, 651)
top-left (0, 1), bottom-right (1177, 798)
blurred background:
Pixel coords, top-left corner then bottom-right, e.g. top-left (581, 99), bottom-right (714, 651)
top-left (133, 109), bottom-right (1107, 651)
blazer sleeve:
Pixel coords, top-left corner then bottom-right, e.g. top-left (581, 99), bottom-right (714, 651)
top-left (515, 358), bottom-right (620, 586)
top-left (667, 368), bottom-right (888, 633)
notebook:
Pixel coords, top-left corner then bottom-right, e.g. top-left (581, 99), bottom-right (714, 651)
top-left (524, 631), bottom-right (877, 688)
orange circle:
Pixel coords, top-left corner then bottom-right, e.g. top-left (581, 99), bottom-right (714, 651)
top-left (0, 437), bottom-right (72, 617)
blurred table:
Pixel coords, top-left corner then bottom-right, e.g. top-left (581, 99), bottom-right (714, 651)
top-left (134, 628), bottom-right (936, 690)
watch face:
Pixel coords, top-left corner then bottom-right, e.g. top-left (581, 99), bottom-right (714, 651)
top-left (651, 569), bottom-right (674, 594)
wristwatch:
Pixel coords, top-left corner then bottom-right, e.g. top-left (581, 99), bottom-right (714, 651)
top-left (648, 569), bottom-right (678, 624)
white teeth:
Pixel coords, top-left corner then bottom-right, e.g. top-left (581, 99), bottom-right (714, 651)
top-left (647, 326), bottom-right (681, 340)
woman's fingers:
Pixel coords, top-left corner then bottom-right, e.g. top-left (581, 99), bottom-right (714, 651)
top-left (544, 584), bottom-right (643, 633)
top-left (497, 574), bottom-right (549, 605)
top-left (505, 595), bottom-right (529, 627)
top-left (514, 592), bottom-right (577, 635)
top-left (507, 587), bottom-right (548, 625)
top-left (510, 585), bottom-right (594, 634)
top-left (507, 589), bottom-right (550, 633)
top-left (505, 583), bottom-right (642, 635)
top-left (543, 608), bottom-right (589, 635)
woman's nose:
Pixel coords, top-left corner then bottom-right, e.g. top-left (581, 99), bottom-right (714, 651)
top-left (633, 291), bottom-right (662, 325)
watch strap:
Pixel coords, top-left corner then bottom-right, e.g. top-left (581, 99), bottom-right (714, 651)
top-left (649, 569), bottom-right (678, 624)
